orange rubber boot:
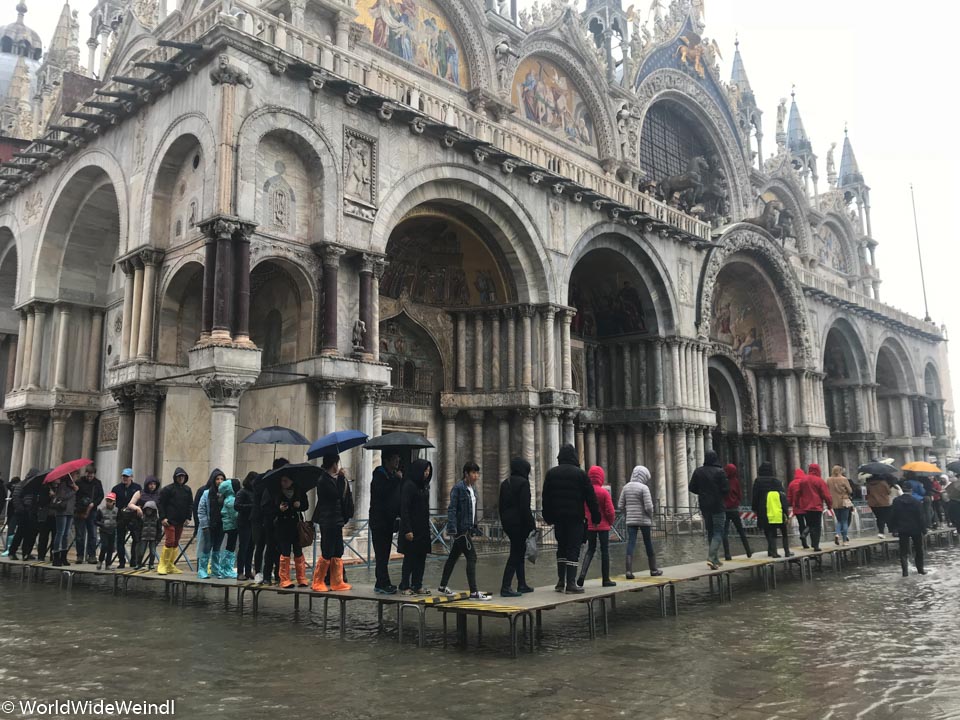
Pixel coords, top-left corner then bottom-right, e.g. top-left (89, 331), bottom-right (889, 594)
top-left (330, 557), bottom-right (352, 591)
top-left (294, 555), bottom-right (308, 587)
top-left (278, 555), bottom-right (294, 588)
top-left (311, 558), bottom-right (330, 592)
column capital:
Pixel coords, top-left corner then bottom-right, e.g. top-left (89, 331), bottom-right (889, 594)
top-left (55, 302), bottom-right (73, 315)
top-left (501, 306), bottom-right (516, 321)
top-left (441, 407), bottom-right (459, 420)
top-left (653, 421), bottom-right (667, 433)
top-left (312, 379), bottom-right (342, 401)
top-left (198, 215), bottom-right (242, 241)
top-left (196, 374), bottom-right (254, 409)
top-left (487, 308), bottom-right (502, 322)
top-left (358, 383), bottom-right (383, 405)
top-left (313, 243), bottom-right (346, 268)
top-left (50, 408), bottom-right (73, 423)
top-left (563, 409), bottom-right (580, 422)
top-left (21, 410), bottom-right (46, 430)
top-left (30, 301), bottom-right (50, 315)
top-left (492, 409), bottom-right (511, 420)
top-left (360, 252), bottom-right (387, 275)
top-left (518, 407), bottom-right (538, 421)
top-left (518, 304), bottom-right (536, 319)
top-left (559, 307), bottom-right (577, 323)
top-left (137, 247), bottom-right (165, 267)
top-left (83, 411), bottom-right (99, 425)
top-left (542, 407), bottom-right (562, 420)
top-left (467, 409), bottom-right (485, 422)
top-left (541, 305), bottom-right (557, 320)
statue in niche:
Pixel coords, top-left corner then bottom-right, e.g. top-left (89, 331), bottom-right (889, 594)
top-left (353, 319), bottom-right (367, 351)
top-left (344, 136), bottom-right (371, 202)
top-left (263, 160), bottom-right (296, 234)
top-left (189, 200), bottom-right (198, 227)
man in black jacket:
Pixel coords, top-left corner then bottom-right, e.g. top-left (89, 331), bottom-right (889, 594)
top-left (74, 466), bottom-right (104, 564)
top-left (368, 451), bottom-right (403, 594)
top-left (542, 444), bottom-right (600, 594)
top-left (689, 450), bottom-right (729, 569)
top-left (892, 480), bottom-right (927, 577)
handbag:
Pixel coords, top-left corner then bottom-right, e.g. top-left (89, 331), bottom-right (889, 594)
top-left (297, 513), bottom-right (315, 549)
top-left (842, 497), bottom-right (854, 509)
top-left (525, 530), bottom-right (538, 564)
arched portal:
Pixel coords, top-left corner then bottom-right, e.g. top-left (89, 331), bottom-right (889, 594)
top-left (157, 261), bottom-right (204, 367)
top-left (0, 230), bottom-right (17, 466)
top-left (708, 354), bottom-right (755, 475)
top-left (249, 259), bottom-right (315, 368)
top-left (924, 363), bottom-right (946, 444)
top-left (821, 319), bottom-right (871, 470)
top-left (149, 135), bottom-right (207, 248)
top-left (875, 338), bottom-right (918, 464)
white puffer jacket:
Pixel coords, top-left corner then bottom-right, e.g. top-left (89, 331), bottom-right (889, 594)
top-left (618, 466), bottom-right (655, 527)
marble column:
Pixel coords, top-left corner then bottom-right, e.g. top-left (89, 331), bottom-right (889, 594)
top-left (561, 309), bottom-right (574, 393)
top-left (622, 343), bottom-right (634, 408)
top-left (469, 410), bottom-right (485, 512)
top-left (673, 425), bottom-right (689, 511)
top-left (3, 335), bottom-right (14, 395)
top-left (543, 307), bottom-right (557, 390)
top-left (20, 411), bottom-right (45, 478)
top-left (114, 393), bottom-right (134, 476)
top-left (12, 311), bottom-right (25, 390)
top-left (686, 426), bottom-right (698, 508)
top-left (48, 409), bottom-right (71, 467)
top-left (520, 306), bottom-right (534, 390)
top-left (758, 375), bottom-right (770, 433)
top-left (81, 412), bottom-right (98, 462)
top-left (120, 262), bottom-right (135, 359)
top-left (562, 411), bottom-right (576, 447)
top-left (584, 424), bottom-right (596, 467)
top-left (520, 408), bottom-right (537, 505)
top-left (698, 346), bottom-right (708, 410)
top-left (315, 381), bottom-right (339, 437)
top-left (695, 428), bottom-right (705, 478)
top-left (128, 260), bottom-right (145, 358)
top-left (784, 372), bottom-right (796, 432)
top-left (575, 422), bottom-right (585, 466)
top-left (653, 423), bottom-right (667, 510)
top-left (358, 255), bottom-right (377, 357)
top-left (598, 427), bottom-right (609, 472)
top-left (901, 395), bottom-right (914, 438)
top-left (670, 340), bottom-right (682, 407)
top-left (505, 308), bottom-right (516, 390)
top-left (489, 310), bottom-right (501, 390)
top-left (495, 411), bottom-right (510, 482)
top-left (356, 387), bottom-right (377, 519)
top-left (653, 340), bottom-right (665, 406)
top-left (196, 374), bottom-right (254, 478)
top-left (53, 304), bottom-right (71, 390)
top-left (679, 342), bottom-right (690, 407)
top-left (442, 409), bottom-right (457, 503)
top-left (9, 420), bottom-right (24, 480)
top-left (608, 425), bottom-right (623, 499)
top-left (319, 245), bottom-right (346, 355)
top-left (747, 438), bottom-right (758, 488)
top-left (86, 309), bottom-right (104, 392)
top-left (27, 304), bottom-right (48, 390)
top-left (771, 374), bottom-right (783, 433)
top-left (796, 371), bottom-right (808, 427)
top-left (544, 409), bottom-right (561, 480)
top-left (473, 313), bottom-right (485, 390)
top-left (786, 438), bottom-right (799, 475)
top-left (455, 312), bottom-right (467, 389)
top-left (211, 223), bottom-right (235, 343)
top-left (133, 388), bottom-right (163, 481)
top-left (137, 252), bottom-right (160, 360)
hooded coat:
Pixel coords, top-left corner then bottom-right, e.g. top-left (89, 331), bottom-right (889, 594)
top-left (723, 464), bottom-right (743, 510)
top-left (790, 466), bottom-right (832, 513)
top-left (397, 459), bottom-right (433, 555)
top-left (136, 476), bottom-right (161, 510)
top-left (865, 477), bottom-right (893, 508)
top-left (688, 451), bottom-right (729, 515)
top-left (219, 478), bottom-right (238, 531)
top-left (197, 469), bottom-right (225, 532)
top-left (158, 468), bottom-right (193, 526)
top-left (140, 501), bottom-right (162, 543)
top-left (891, 488), bottom-right (926, 536)
top-left (369, 463), bottom-right (403, 533)
top-left (618, 465), bottom-right (655, 527)
top-left (10, 472), bottom-right (37, 516)
top-left (752, 463), bottom-right (789, 526)
top-left (234, 474), bottom-right (256, 528)
top-left (74, 474), bottom-right (104, 518)
top-left (586, 467), bottom-right (615, 532)
top-left (542, 445), bottom-right (600, 526)
top-left (499, 458), bottom-right (536, 537)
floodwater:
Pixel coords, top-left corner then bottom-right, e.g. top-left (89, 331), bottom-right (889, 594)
top-left (1, 534), bottom-right (959, 720)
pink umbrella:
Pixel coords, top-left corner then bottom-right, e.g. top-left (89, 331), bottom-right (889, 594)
top-left (44, 458), bottom-right (92, 484)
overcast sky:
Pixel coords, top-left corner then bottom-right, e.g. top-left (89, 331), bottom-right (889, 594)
top-left (24, 0), bottom-right (960, 418)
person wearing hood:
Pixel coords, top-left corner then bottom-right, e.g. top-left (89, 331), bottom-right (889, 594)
top-left (688, 450), bottom-right (730, 570)
top-left (865, 475), bottom-right (894, 539)
top-left (7, 470), bottom-right (39, 561)
top-left (499, 457), bottom-right (536, 596)
top-left (128, 476), bottom-right (161, 569)
top-left (218, 477), bottom-right (240, 579)
top-left (575, 466), bottom-right (617, 588)
top-left (827, 465), bottom-right (853, 545)
top-left (111, 468), bottom-right (142, 569)
top-left (96, 493), bottom-right (119, 569)
top-left (51, 473), bottom-right (79, 567)
top-left (157, 468), bottom-right (192, 575)
top-left (437, 461), bottom-right (491, 601)
top-left (931, 476), bottom-right (945, 528)
top-left (262, 473), bottom-right (309, 589)
top-left (255, 457), bottom-right (288, 585)
top-left (234, 472), bottom-right (258, 581)
top-left (310, 455), bottom-right (353, 593)
top-left (542, 444), bottom-right (600, 594)
top-left (368, 451), bottom-right (404, 595)
top-left (196, 469), bottom-right (225, 579)
top-left (2, 475), bottom-right (20, 557)
top-left (73, 465), bottom-right (104, 564)
top-left (794, 464), bottom-right (832, 553)
top-left (751, 462), bottom-right (792, 558)
top-left (891, 480), bottom-right (927, 576)
top-left (787, 469), bottom-right (809, 549)
top-left (721, 464), bottom-right (752, 560)
top-left (135, 500), bottom-right (162, 570)
top-left (942, 474), bottom-right (960, 534)
top-left (618, 465), bottom-right (662, 578)
top-left (397, 459), bottom-right (433, 596)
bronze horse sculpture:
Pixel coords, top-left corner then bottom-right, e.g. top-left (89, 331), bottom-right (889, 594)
top-left (659, 156), bottom-right (709, 208)
top-left (743, 200), bottom-right (784, 238)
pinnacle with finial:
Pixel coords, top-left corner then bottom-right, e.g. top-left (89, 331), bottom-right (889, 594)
top-left (16, 2), bottom-right (28, 22)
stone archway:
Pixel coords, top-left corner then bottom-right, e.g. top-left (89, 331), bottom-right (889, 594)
top-left (157, 260), bottom-right (204, 367)
top-left (148, 133), bottom-right (208, 249)
top-left (249, 258), bottom-right (316, 368)
top-left (0, 229), bottom-right (17, 470)
top-left (875, 336), bottom-right (918, 464)
top-left (822, 318), bottom-right (872, 471)
top-left (707, 352), bottom-right (757, 490)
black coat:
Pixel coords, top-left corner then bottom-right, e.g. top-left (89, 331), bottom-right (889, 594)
top-left (499, 459), bottom-right (535, 537)
top-left (110, 481), bottom-right (142, 512)
top-left (74, 476), bottom-right (104, 517)
top-left (234, 488), bottom-right (254, 527)
top-left (751, 475), bottom-right (787, 526)
top-left (689, 457), bottom-right (729, 515)
top-left (311, 471), bottom-right (347, 528)
top-left (891, 494), bottom-right (926, 536)
top-left (397, 460), bottom-right (432, 555)
top-left (369, 465), bottom-right (402, 533)
top-left (542, 449), bottom-right (600, 526)
top-left (158, 470), bottom-right (193, 526)
top-left (267, 487), bottom-right (309, 527)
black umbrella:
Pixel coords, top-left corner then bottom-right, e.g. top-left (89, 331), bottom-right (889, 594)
top-left (18, 468), bottom-right (51, 498)
top-left (946, 460), bottom-right (960, 475)
top-left (858, 462), bottom-right (898, 478)
top-left (254, 462), bottom-right (323, 493)
top-left (363, 432), bottom-right (434, 450)
top-left (241, 426), bottom-right (311, 446)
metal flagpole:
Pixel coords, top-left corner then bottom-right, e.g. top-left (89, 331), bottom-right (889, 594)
top-left (910, 183), bottom-right (932, 322)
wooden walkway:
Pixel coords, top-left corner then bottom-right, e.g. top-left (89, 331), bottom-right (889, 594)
top-left (1, 529), bottom-right (954, 657)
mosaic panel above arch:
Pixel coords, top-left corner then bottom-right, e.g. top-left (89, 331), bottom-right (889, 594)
top-left (512, 55), bottom-right (597, 152)
top-left (356, 0), bottom-right (468, 87)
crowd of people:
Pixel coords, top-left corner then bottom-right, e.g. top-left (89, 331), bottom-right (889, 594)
top-left (0, 448), bottom-right (953, 590)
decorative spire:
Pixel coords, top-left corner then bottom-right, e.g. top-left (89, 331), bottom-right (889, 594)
top-left (838, 127), bottom-right (864, 188)
top-left (730, 36), bottom-right (753, 95)
top-left (787, 86), bottom-right (812, 155)
top-left (47, 2), bottom-right (78, 68)
top-left (16, 3), bottom-right (27, 23)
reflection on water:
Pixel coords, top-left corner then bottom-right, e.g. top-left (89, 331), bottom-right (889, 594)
top-left (1, 537), bottom-right (959, 719)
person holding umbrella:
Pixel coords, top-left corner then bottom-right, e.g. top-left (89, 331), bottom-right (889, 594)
top-left (263, 470), bottom-right (311, 589)
top-left (35, 478), bottom-right (56, 562)
top-left (256, 457), bottom-right (289, 585)
top-left (398, 459), bottom-right (434, 596)
top-left (156, 468), bottom-right (191, 575)
top-left (51, 472), bottom-right (79, 567)
top-left (369, 451), bottom-right (403, 595)
top-left (310, 455), bottom-right (353, 592)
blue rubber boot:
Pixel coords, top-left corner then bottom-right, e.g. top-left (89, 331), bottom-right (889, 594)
top-left (197, 551), bottom-right (211, 579)
top-left (222, 550), bottom-right (238, 579)
top-left (210, 550), bottom-right (224, 578)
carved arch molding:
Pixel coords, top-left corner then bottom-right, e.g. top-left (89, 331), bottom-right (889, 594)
top-left (697, 227), bottom-right (814, 368)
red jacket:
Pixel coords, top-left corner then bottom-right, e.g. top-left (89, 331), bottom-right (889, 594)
top-left (723, 464), bottom-right (742, 510)
top-left (586, 466), bottom-right (615, 531)
top-left (790, 466), bottom-right (833, 513)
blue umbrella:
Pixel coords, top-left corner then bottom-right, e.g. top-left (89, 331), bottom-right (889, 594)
top-left (241, 426), bottom-right (311, 446)
top-left (307, 430), bottom-right (369, 460)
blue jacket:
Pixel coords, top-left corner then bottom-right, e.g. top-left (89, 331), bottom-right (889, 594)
top-left (445, 480), bottom-right (480, 537)
top-left (909, 480), bottom-right (925, 502)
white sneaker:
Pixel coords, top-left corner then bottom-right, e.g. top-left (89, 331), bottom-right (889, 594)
top-left (437, 586), bottom-right (456, 597)
top-left (254, 572), bottom-right (263, 583)
top-left (877, 533), bottom-right (885, 539)
top-left (470, 591), bottom-right (493, 601)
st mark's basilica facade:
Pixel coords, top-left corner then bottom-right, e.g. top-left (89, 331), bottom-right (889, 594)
top-left (0, 0), bottom-right (953, 516)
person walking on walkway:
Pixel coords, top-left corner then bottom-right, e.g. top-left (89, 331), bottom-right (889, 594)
top-left (438, 462), bottom-right (491, 600)
top-left (891, 480), bottom-right (927, 576)
top-left (268, 474), bottom-right (309, 589)
top-left (827, 465), bottom-right (853, 545)
top-left (196, 469), bottom-right (225, 579)
top-left (722, 463), bottom-right (752, 560)
top-left (51, 474), bottom-right (79, 567)
top-left (499, 457), bottom-right (536, 597)
top-left (74, 466), bottom-right (103, 564)
top-left (397, 459), bottom-right (433, 596)
top-left (310, 455), bottom-right (354, 593)
top-left (942, 474), bottom-right (960, 534)
top-left (2, 475), bottom-right (20, 556)
top-left (156, 468), bottom-right (191, 575)
top-left (787, 469), bottom-right (809, 549)
top-left (234, 472), bottom-right (258, 580)
top-left (218, 478), bottom-right (239, 579)
top-left (542, 444), bottom-right (600, 595)
top-left (576, 465), bottom-right (616, 588)
top-left (866, 475), bottom-right (894, 539)
top-left (752, 462), bottom-right (792, 558)
top-left (797, 464), bottom-right (832, 553)
top-left (618, 465), bottom-right (662, 578)
top-left (111, 469), bottom-right (141, 569)
top-left (35, 478), bottom-right (56, 562)
top-left (368, 451), bottom-right (403, 595)
top-left (7, 471), bottom-right (37, 561)
top-left (689, 450), bottom-right (729, 570)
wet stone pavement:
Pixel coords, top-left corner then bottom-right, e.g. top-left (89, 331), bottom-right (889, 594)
top-left (0, 534), bottom-right (958, 720)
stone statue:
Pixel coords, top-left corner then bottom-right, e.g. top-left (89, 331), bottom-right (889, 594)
top-left (353, 319), bottom-right (367, 351)
top-left (826, 142), bottom-right (837, 185)
top-left (494, 38), bottom-right (518, 92)
top-left (776, 98), bottom-right (787, 137)
top-left (497, 0), bottom-right (510, 16)
top-left (345, 136), bottom-right (371, 201)
top-left (777, 207), bottom-right (796, 239)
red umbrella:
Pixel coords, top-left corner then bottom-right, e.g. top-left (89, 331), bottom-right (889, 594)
top-left (45, 458), bottom-right (93, 484)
